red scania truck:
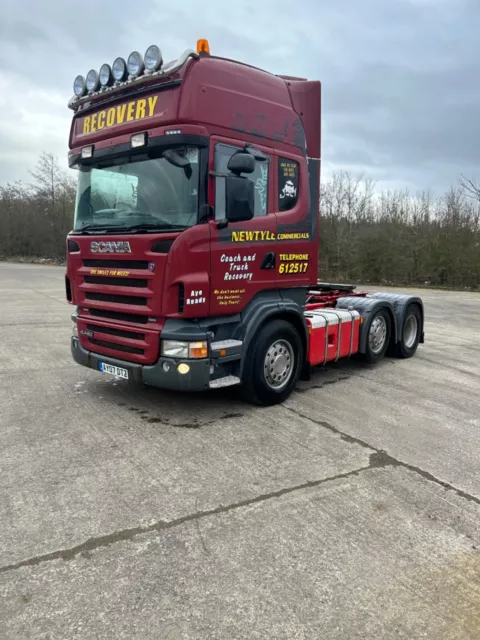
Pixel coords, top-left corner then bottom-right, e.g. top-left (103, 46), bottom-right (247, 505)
top-left (66, 40), bottom-right (424, 405)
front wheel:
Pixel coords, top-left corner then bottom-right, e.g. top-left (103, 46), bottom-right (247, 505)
top-left (240, 319), bottom-right (303, 406)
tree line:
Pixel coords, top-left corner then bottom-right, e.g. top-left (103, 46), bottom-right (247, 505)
top-left (1, 152), bottom-right (479, 289)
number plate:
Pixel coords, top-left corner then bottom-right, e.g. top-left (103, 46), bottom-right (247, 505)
top-left (99, 363), bottom-right (129, 379)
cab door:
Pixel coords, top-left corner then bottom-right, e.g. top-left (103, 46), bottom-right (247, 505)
top-left (208, 136), bottom-right (277, 316)
top-left (274, 151), bottom-right (317, 288)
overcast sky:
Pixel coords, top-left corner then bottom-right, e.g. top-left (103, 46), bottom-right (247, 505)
top-left (0, 0), bottom-right (478, 193)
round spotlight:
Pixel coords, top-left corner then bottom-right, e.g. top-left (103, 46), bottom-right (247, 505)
top-left (99, 63), bottom-right (112, 87)
top-left (73, 75), bottom-right (86, 97)
top-left (85, 69), bottom-right (99, 92)
top-left (112, 57), bottom-right (128, 82)
top-left (144, 45), bottom-right (163, 72)
top-left (127, 51), bottom-right (144, 77)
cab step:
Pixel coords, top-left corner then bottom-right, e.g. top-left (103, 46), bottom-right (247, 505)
top-left (209, 375), bottom-right (241, 389)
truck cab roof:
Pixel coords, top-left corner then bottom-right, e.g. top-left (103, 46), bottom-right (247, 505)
top-left (69, 48), bottom-right (320, 160)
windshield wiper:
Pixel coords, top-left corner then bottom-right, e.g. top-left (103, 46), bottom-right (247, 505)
top-left (72, 224), bottom-right (109, 234)
top-left (124, 223), bottom-right (187, 233)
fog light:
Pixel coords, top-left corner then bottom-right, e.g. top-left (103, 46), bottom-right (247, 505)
top-left (178, 363), bottom-right (190, 375)
top-left (81, 146), bottom-right (93, 159)
top-left (162, 362), bottom-right (170, 372)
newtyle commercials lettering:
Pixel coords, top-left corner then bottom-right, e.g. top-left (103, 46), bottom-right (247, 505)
top-left (230, 230), bottom-right (310, 242)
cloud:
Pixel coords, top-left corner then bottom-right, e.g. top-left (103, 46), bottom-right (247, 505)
top-left (0, 0), bottom-right (478, 193)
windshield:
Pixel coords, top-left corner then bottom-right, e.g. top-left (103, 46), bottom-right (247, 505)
top-left (73, 146), bottom-right (200, 232)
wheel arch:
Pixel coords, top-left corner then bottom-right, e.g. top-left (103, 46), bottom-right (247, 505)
top-left (236, 301), bottom-right (308, 378)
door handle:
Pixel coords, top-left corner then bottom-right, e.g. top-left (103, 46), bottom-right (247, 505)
top-left (261, 252), bottom-right (276, 269)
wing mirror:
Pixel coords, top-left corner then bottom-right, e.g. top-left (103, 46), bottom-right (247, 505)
top-left (222, 152), bottom-right (256, 224)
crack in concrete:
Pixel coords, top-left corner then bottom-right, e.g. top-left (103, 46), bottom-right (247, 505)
top-left (295, 375), bottom-right (352, 394)
top-left (0, 464), bottom-right (372, 576)
top-left (285, 406), bottom-right (480, 507)
top-left (3, 406), bottom-right (479, 577)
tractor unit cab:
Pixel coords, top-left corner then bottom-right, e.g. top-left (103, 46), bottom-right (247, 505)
top-left (66, 40), bottom-right (424, 406)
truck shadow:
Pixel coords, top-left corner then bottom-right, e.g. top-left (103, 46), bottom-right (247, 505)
top-left (87, 357), bottom-right (394, 429)
top-left (295, 357), bottom-right (395, 394)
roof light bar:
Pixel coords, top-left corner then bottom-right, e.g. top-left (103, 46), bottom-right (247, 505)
top-left (69, 44), bottom-right (201, 110)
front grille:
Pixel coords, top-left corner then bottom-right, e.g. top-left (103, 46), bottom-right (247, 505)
top-left (84, 275), bottom-right (148, 288)
top-left (89, 338), bottom-right (144, 355)
top-left (89, 309), bottom-right (149, 324)
top-left (83, 259), bottom-right (149, 269)
top-left (86, 292), bottom-right (147, 305)
top-left (87, 324), bottom-right (145, 340)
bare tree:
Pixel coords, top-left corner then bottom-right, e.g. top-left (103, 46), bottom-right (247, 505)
top-left (458, 175), bottom-right (480, 203)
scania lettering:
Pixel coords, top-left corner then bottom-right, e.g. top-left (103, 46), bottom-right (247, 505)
top-left (90, 241), bottom-right (132, 254)
top-left (65, 40), bottom-right (425, 406)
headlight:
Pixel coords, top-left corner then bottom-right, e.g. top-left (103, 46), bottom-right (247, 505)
top-left (127, 51), bottom-right (144, 77)
top-left (144, 45), bottom-right (162, 72)
top-left (112, 57), bottom-right (127, 82)
top-left (86, 69), bottom-right (99, 92)
top-left (73, 75), bottom-right (86, 97)
top-left (161, 340), bottom-right (208, 359)
top-left (162, 340), bottom-right (188, 358)
top-left (99, 63), bottom-right (112, 87)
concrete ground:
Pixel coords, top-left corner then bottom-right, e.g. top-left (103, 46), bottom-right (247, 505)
top-left (1, 262), bottom-right (479, 640)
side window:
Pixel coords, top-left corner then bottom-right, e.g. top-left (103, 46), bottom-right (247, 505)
top-left (278, 158), bottom-right (299, 211)
top-left (214, 143), bottom-right (270, 219)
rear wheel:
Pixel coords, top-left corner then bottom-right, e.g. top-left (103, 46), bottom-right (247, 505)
top-left (393, 303), bottom-right (422, 358)
top-left (240, 319), bottom-right (303, 406)
top-left (362, 308), bottom-right (392, 363)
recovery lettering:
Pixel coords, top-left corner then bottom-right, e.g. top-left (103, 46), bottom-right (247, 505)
top-left (81, 95), bottom-right (159, 135)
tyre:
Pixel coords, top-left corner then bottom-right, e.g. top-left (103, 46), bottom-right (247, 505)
top-left (392, 303), bottom-right (422, 358)
top-left (362, 308), bottom-right (391, 364)
top-left (240, 319), bottom-right (303, 406)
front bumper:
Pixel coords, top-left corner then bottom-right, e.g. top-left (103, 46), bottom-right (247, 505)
top-left (71, 337), bottom-right (211, 392)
